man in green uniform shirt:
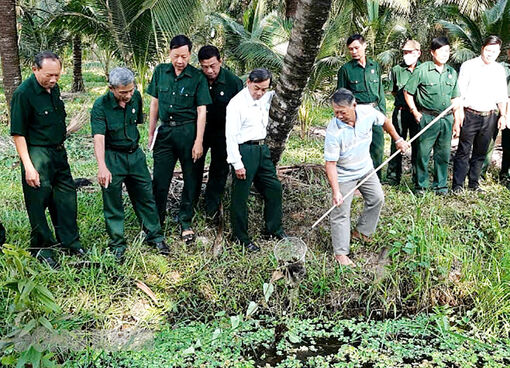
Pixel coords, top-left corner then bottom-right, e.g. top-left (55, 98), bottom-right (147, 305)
top-left (147, 35), bottom-right (212, 244)
top-left (386, 40), bottom-right (421, 186)
top-left (10, 51), bottom-right (84, 268)
top-left (91, 67), bottom-right (169, 260)
top-left (194, 45), bottom-right (243, 219)
top-left (337, 34), bottom-right (386, 178)
top-left (404, 37), bottom-right (462, 195)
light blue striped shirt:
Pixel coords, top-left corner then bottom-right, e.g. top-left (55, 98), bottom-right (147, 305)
top-left (324, 105), bottom-right (386, 182)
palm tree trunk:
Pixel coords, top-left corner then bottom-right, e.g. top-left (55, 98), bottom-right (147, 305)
top-left (266, 0), bottom-right (333, 164)
top-left (0, 0), bottom-right (22, 112)
top-left (285, 0), bottom-right (299, 18)
top-left (72, 34), bottom-right (85, 92)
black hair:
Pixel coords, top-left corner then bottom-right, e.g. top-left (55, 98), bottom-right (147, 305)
top-left (430, 37), bottom-right (449, 51)
top-left (198, 45), bottom-right (221, 61)
top-left (482, 35), bottom-right (502, 48)
top-left (346, 34), bottom-right (365, 46)
top-left (248, 68), bottom-right (272, 84)
top-left (33, 51), bottom-right (61, 69)
top-left (170, 35), bottom-right (192, 52)
top-left (331, 88), bottom-right (355, 106)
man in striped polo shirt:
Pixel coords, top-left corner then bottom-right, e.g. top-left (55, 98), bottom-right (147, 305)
top-left (324, 88), bottom-right (409, 266)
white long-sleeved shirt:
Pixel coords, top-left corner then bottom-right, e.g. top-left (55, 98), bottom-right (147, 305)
top-left (225, 87), bottom-right (275, 170)
top-left (458, 56), bottom-right (508, 112)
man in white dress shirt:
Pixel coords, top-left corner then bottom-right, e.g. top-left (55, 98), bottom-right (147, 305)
top-left (225, 68), bottom-right (286, 252)
top-left (452, 35), bottom-right (508, 192)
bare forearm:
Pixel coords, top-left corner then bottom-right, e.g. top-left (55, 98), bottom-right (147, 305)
top-left (149, 97), bottom-right (159, 135)
top-left (382, 118), bottom-right (401, 142)
top-left (13, 135), bottom-right (34, 170)
top-left (93, 135), bottom-right (107, 169)
top-left (195, 106), bottom-right (206, 144)
top-left (325, 161), bottom-right (340, 194)
top-left (403, 91), bottom-right (417, 112)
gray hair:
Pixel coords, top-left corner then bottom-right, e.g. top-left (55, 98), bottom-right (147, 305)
top-left (331, 88), bottom-right (355, 106)
top-left (34, 51), bottom-right (61, 69)
top-left (248, 68), bottom-right (272, 84)
top-left (108, 67), bottom-right (135, 87)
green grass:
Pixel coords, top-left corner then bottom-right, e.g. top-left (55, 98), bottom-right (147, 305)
top-left (1, 64), bottom-right (509, 366)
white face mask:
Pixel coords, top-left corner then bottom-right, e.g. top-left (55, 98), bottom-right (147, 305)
top-left (403, 53), bottom-right (419, 66)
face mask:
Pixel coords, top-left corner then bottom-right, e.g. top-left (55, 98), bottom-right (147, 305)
top-left (403, 53), bottom-right (419, 66)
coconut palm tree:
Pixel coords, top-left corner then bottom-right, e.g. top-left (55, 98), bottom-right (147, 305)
top-left (266, 0), bottom-right (334, 163)
top-left (439, 0), bottom-right (510, 63)
top-left (0, 0), bottom-right (22, 109)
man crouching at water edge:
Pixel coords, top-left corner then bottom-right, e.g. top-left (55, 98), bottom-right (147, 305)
top-left (325, 89), bottom-right (410, 266)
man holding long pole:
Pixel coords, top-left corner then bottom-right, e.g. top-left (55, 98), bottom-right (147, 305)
top-left (325, 88), bottom-right (409, 266)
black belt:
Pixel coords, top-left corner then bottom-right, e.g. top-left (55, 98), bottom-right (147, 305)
top-left (420, 108), bottom-right (452, 117)
top-left (241, 139), bottom-right (265, 146)
top-left (465, 107), bottom-right (498, 117)
top-left (161, 120), bottom-right (194, 127)
top-left (30, 143), bottom-right (65, 151)
top-left (107, 145), bottom-right (139, 154)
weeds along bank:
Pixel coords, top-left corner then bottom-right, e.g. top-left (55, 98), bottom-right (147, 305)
top-left (0, 67), bottom-right (509, 365)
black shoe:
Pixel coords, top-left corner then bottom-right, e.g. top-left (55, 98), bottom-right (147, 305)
top-left (263, 232), bottom-right (288, 241)
top-left (150, 240), bottom-right (170, 255)
top-left (111, 247), bottom-right (126, 262)
top-left (70, 247), bottom-right (87, 256)
top-left (245, 242), bottom-right (260, 252)
top-left (452, 186), bottom-right (463, 194)
top-left (469, 186), bottom-right (485, 194)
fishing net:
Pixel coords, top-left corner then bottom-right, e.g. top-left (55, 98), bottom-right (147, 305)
top-left (273, 237), bottom-right (307, 286)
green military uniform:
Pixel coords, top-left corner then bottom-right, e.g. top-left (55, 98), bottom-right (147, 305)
top-left (404, 61), bottom-right (460, 193)
top-left (337, 58), bottom-right (386, 178)
top-left (193, 67), bottom-right (243, 217)
top-left (91, 89), bottom-right (164, 253)
top-left (386, 62), bottom-right (420, 185)
top-left (10, 74), bottom-right (82, 258)
top-left (147, 63), bottom-right (212, 230)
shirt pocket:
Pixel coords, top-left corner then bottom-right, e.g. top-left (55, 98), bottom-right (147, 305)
top-left (34, 105), bottom-right (56, 126)
top-left (158, 87), bottom-right (171, 102)
top-left (350, 80), bottom-right (367, 93)
top-left (420, 82), bottom-right (439, 95)
top-left (444, 80), bottom-right (454, 96)
top-left (177, 89), bottom-right (196, 109)
top-left (106, 120), bottom-right (124, 137)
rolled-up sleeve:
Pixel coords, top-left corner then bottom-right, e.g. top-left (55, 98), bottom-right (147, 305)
top-left (90, 100), bottom-right (106, 136)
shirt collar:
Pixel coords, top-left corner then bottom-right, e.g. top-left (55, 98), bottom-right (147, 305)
top-left (167, 63), bottom-right (192, 79)
top-left (107, 91), bottom-right (134, 110)
top-left (243, 87), bottom-right (259, 106)
top-left (212, 68), bottom-right (226, 86)
top-left (427, 61), bottom-right (449, 73)
top-left (30, 74), bottom-right (50, 95)
top-left (353, 57), bottom-right (375, 68)
top-left (399, 60), bottom-right (421, 70)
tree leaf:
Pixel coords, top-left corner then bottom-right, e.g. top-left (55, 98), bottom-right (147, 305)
top-left (246, 301), bottom-right (258, 318)
top-left (263, 282), bottom-right (274, 303)
top-left (38, 316), bottom-right (54, 331)
top-left (230, 315), bottom-right (241, 329)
